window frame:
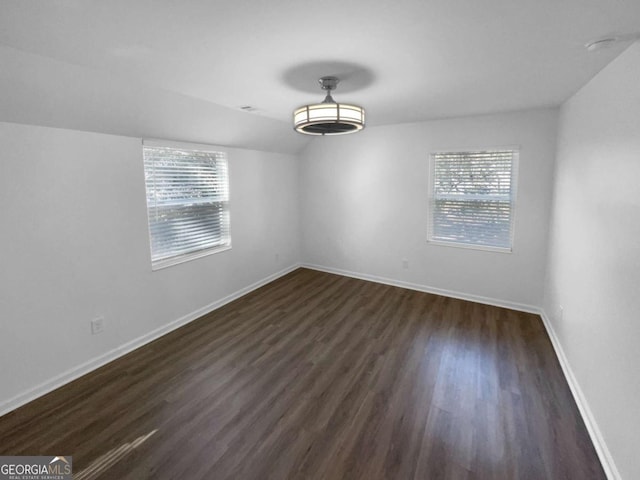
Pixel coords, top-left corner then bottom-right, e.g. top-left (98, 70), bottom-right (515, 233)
top-left (427, 146), bottom-right (519, 253)
top-left (142, 139), bottom-right (232, 271)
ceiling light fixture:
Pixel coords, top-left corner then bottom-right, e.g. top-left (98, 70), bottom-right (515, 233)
top-left (293, 76), bottom-right (365, 135)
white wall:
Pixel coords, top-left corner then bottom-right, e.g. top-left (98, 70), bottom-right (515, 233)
top-left (0, 122), bottom-right (300, 413)
top-left (300, 109), bottom-right (558, 309)
top-left (543, 42), bottom-right (640, 480)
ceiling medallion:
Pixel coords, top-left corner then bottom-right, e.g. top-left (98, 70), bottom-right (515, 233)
top-left (293, 76), bottom-right (365, 136)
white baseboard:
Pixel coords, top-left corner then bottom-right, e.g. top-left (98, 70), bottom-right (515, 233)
top-left (300, 263), bottom-right (540, 314)
top-left (539, 310), bottom-right (620, 480)
top-left (0, 264), bottom-right (300, 417)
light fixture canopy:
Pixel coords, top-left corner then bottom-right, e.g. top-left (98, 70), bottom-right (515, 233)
top-left (293, 76), bottom-right (365, 136)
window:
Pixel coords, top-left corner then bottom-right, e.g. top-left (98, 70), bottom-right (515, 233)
top-left (428, 148), bottom-right (518, 251)
top-left (142, 142), bottom-right (230, 269)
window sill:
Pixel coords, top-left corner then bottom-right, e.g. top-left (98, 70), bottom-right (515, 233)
top-left (151, 244), bottom-right (232, 271)
top-left (426, 239), bottom-right (512, 254)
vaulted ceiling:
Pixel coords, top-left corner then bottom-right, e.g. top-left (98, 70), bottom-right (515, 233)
top-left (1, 0), bottom-right (639, 153)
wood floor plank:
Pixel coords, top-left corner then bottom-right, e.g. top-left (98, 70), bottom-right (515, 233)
top-left (0, 268), bottom-right (606, 479)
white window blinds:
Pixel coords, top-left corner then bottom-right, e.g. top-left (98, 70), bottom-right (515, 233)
top-left (143, 144), bottom-right (230, 268)
top-left (428, 149), bottom-right (518, 251)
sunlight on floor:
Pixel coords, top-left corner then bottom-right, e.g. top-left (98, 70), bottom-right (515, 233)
top-left (74, 429), bottom-right (158, 480)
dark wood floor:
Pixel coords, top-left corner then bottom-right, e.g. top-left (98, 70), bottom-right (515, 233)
top-left (0, 268), bottom-right (605, 479)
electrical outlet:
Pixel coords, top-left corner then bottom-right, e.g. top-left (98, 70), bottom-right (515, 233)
top-left (402, 259), bottom-right (409, 269)
top-left (91, 316), bottom-right (105, 335)
top-left (275, 253), bottom-right (280, 262)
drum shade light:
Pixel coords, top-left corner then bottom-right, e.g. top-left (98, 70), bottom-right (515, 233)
top-left (293, 77), bottom-right (365, 136)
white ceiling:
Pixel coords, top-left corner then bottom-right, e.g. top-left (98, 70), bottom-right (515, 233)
top-left (0, 0), bottom-right (639, 153)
